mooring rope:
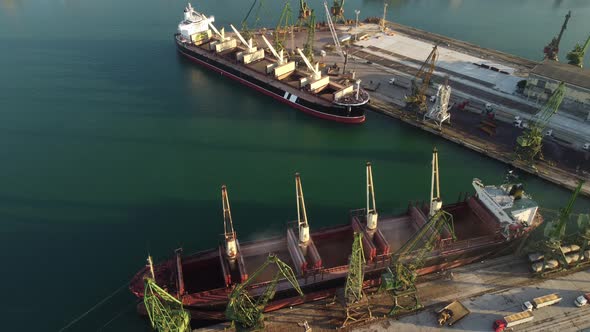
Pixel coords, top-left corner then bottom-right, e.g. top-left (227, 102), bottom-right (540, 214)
top-left (57, 281), bottom-right (130, 332)
top-left (97, 301), bottom-right (138, 331)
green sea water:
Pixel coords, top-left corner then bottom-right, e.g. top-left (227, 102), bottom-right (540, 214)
top-left (0, 0), bottom-right (589, 331)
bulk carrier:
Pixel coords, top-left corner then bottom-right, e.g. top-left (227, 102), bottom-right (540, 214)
top-left (175, 4), bottom-right (369, 123)
top-left (130, 150), bottom-right (542, 321)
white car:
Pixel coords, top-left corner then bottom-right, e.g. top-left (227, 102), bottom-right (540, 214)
top-left (575, 295), bottom-right (588, 307)
top-left (522, 301), bottom-right (533, 311)
top-left (583, 143), bottom-right (590, 151)
top-left (388, 77), bottom-right (395, 85)
top-left (430, 95), bottom-right (437, 103)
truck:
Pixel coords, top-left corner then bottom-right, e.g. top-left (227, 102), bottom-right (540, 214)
top-left (493, 311), bottom-right (534, 332)
top-left (522, 293), bottom-right (562, 311)
top-left (575, 293), bottom-right (590, 307)
top-left (435, 300), bottom-right (470, 326)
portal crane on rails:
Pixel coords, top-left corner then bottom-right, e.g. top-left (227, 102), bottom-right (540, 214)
top-left (303, 10), bottom-right (316, 61)
top-left (530, 181), bottom-right (583, 274)
top-left (566, 34), bottom-right (590, 68)
top-left (144, 256), bottom-right (191, 332)
top-left (380, 209), bottom-right (455, 315)
top-left (274, 1), bottom-right (293, 52)
top-left (515, 82), bottom-right (565, 163)
top-left (225, 254), bottom-right (304, 330)
top-left (297, 0), bottom-right (312, 26)
top-left (544, 11), bottom-right (572, 61)
top-left (380, 148), bottom-right (455, 315)
top-left (330, 0), bottom-right (346, 24)
top-left (241, 0), bottom-right (265, 41)
top-left (406, 45), bottom-right (438, 114)
top-left (338, 232), bottom-right (372, 327)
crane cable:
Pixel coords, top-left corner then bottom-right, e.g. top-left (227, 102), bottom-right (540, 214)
top-left (58, 280), bottom-right (130, 332)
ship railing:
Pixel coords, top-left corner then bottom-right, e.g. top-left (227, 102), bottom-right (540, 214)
top-left (439, 232), bottom-right (503, 252)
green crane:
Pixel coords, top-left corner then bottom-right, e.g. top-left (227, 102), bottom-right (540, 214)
top-left (144, 256), bottom-right (191, 332)
top-left (515, 82), bottom-right (565, 163)
top-left (241, 0), bottom-right (265, 41)
top-left (297, 0), bottom-right (312, 27)
top-left (225, 254), bottom-right (304, 331)
top-left (274, 1), bottom-right (293, 52)
top-left (380, 209), bottom-right (455, 315)
top-left (303, 10), bottom-right (316, 62)
top-left (566, 34), bottom-right (590, 68)
top-left (533, 181), bottom-right (584, 273)
top-left (330, 0), bottom-right (346, 24)
top-left (339, 232), bottom-right (372, 327)
top-left (544, 11), bottom-right (572, 61)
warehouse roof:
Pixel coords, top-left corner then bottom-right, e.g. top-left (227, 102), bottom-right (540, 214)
top-left (530, 60), bottom-right (590, 90)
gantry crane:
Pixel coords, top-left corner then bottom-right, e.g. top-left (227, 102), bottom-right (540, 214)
top-left (566, 34), bottom-right (590, 68)
top-left (380, 209), bottom-right (455, 315)
top-left (330, 0), bottom-right (346, 24)
top-left (274, 1), bottom-right (293, 52)
top-left (531, 181), bottom-right (583, 274)
top-left (297, 0), bottom-right (312, 26)
top-left (515, 82), bottom-right (565, 163)
top-left (225, 254), bottom-right (304, 330)
top-left (406, 45), bottom-right (438, 114)
top-left (338, 232), bottom-right (372, 327)
top-left (144, 256), bottom-right (191, 332)
top-left (544, 11), bottom-right (572, 61)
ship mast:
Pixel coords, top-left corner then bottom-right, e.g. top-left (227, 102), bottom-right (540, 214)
top-left (222, 185), bottom-right (238, 258)
top-left (295, 173), bottom-right (310, 243)
top-left (429, 147), bottom-right (442, 217)
top-left (366, 162), bottom-right (378, 230)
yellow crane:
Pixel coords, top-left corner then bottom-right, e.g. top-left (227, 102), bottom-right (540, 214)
top-left (406, 45), bottom-right (438, 114)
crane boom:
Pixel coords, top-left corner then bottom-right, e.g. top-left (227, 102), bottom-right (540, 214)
top-left (274, 1), bottom-right (292, 51)
top-left (544, 11), bottom-right (572, 61)
top-left (406, 46), bottom-right (438, 113)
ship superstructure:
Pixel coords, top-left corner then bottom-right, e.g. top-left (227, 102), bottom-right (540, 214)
top-left (175, 3), bottom-right (369, 123)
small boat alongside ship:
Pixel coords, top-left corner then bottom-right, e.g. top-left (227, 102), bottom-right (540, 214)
top-left (129, 149), bottom-right (542, 322)
top-left (175, 3), bottom-right (369, 123)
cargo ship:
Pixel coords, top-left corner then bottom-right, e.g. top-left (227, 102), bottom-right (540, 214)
top-left (129, 150), bottom-right (542, 321)
top-left (175, 4), bottom-right (369, 124)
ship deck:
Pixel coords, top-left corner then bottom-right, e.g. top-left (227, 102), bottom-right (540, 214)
top-left (180, 34), bottom-right (365, 109)
top-left (172, 197), bottom-right (503, 298)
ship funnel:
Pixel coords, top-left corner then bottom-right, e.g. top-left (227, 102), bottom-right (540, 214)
top-left (222, 185), bottom-right (238, 258)
top-left (295, 173), bottom-right (311, 243)
top-left (366, 162), bottom-right (378, 230)
top-left (429, 147), bottom-right (442, 217)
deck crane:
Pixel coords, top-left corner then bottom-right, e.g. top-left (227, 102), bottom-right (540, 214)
top-left (324, 1), bottom-right (346, 63)
top-left (380, 209), bottom-right (456, 315)
top-left (330, 0), bottom-right (346, 24)
top-left (302, 10), bottom-right (316, 61)
top-left (366, 162), bottom-right (378, 230)
top-left (338, 232), bottom-right (372, 327)
top-left (566, 34), bottom-right (590, 68)
top-left (406, 45), bottom-right (438, 114)
top-left (297, 0), bottom-right (312, 26)
top-left (295, 173), bottom-right (311, 244)
top-left (544, 11), bottom-right (572, 61)
top-left (225, 254), bottom-right (304, 330)
top-left (274, 1), bottom-right (293, 52)
top-left (297, 48), bottom-right (322, 81)
top-left (222, 185), bottom-right (238, 259)
top-left (515, 82), bottom-right (565, 163)
top-left (531, 181), bottom-right (584, 274)
top-left (144, 256), bottom-right (191, 332)
top-left (380, 149), bottom-right (455, 315)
